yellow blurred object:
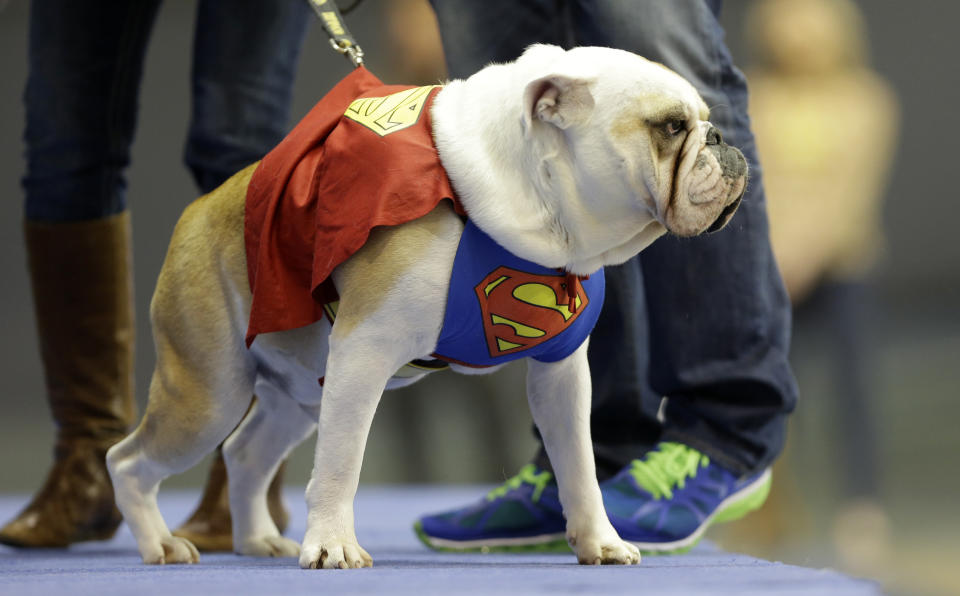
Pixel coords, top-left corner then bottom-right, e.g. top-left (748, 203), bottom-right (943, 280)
top-left (746, 0), bottom-right (899, 302)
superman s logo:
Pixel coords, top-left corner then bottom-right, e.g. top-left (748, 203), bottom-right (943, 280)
top-left (475, 267), bottom-right (588, 357)
top-left (344, 85), bottom-right (439, 136)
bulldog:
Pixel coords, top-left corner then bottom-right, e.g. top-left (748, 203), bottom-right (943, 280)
top-left (106, 44), bottom-right (746, 569)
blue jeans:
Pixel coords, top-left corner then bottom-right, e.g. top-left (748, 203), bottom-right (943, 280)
top-left (22, 0), bottom-right (310, 222)
top-left (430, 0), bottom-right (798, 476)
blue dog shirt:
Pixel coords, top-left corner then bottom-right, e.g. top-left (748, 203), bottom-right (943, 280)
top-left (432, 220), bottom-right (605, 367)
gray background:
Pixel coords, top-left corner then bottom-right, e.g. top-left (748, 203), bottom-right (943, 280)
top-left (1, 1), bottom-right (958, 594)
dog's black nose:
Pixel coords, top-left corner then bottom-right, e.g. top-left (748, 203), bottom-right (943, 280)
top-left (705, 126), bottom-right (723, 146)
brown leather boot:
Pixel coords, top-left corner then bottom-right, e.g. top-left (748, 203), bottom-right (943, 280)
top-left (172, 450), bottom-right (289, 552)
top-left (1, 213), bottom-right (136, 547)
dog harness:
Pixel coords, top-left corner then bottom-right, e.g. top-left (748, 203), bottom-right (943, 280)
top-left (244, 67), bottom-right (604, 370)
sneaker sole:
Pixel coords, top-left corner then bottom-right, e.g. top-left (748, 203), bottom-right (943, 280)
top-left (413, 521), bottom-right (570, 553)
top-left (624, 468), bottom-right (773, 555)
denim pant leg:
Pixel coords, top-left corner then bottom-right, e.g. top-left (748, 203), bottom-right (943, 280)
top-left (431, 0), bottom-right (798, 475)
top-left (575, 0), bottom-right (798, 474)
top-left (23, 0), bottom-right (163, 222)
top-left (185, 0), bottom-right (311, 193)
top-left (428, 0), bottom-right (567, 78)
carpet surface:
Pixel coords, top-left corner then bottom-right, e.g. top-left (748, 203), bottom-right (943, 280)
top-left (0, 486), bottom-right (881, 595)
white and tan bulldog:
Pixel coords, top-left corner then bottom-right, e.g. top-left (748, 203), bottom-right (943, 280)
top-left (106, 45), bottom-right (746, 569)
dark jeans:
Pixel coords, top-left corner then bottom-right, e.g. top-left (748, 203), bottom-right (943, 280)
top-left (430, 0), bottom-right (798, 477)
top-left (23, 0), bottom-right (311, 222)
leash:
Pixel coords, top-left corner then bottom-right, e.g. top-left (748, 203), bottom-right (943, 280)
top-left (306, 0), bottom-right (365, 67)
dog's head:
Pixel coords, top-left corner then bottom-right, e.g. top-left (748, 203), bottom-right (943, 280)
top-left (520, 45), bottom-right (747, 240)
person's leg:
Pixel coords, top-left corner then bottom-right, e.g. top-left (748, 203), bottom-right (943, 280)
top-left (2, 0), bottom-right (161, 548)
top-left (429, 0), bottom-right (566, 79)
top-left (185, 0), bottom-right (311, 192)
top-left (575, 0), bottom-right (797, 476)
top-left (570, 0), bottom-right (796, 552)
top-left (21, 0), bottom-right (161, 222)
top-left (171, 0), bottom-right (311, 551)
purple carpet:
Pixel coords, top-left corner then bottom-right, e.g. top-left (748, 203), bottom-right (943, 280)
top-left (0, 486), bottom-right (880, 595)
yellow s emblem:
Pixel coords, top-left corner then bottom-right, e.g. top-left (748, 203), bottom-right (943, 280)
top-left (475, 267), bottom-right (589, 356)
top-left (344, 85), bottom-right (439, 136)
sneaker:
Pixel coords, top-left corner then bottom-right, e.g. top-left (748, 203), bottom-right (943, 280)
top-left (414, 464), bottom-right (570, 552)
top-left (602, 442), bottom-right (771, 554)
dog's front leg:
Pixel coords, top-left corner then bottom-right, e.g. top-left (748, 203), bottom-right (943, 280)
top-left (298, 341), bottom-right (391, 570)
top-left (526, 340), bottom-right (641, 565)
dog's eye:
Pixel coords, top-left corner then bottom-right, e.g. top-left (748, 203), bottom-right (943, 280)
top-left (665, 119), bottom-right (687, 136)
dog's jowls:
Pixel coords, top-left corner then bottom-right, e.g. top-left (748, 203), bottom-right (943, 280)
top-left (106, 44), bottom-right (746, 568)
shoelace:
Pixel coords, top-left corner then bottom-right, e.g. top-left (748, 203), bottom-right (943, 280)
top-left (486, 464), bottom-right (554, 503)
top-left (628, 442), bottom-right (709, 500)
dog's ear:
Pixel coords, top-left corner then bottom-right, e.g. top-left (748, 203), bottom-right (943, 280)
top-left (523, 75), bottom-right (595, 131)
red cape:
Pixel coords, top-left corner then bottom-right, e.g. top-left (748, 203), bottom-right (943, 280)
top-left (244, 67), bottom-right (461, 347)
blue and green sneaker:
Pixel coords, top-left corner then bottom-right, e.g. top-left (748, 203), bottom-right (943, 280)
top-left (414, 443), bottom-right (770, 555)
top-left (602, 442), bottom-right (771, 554)
top-left (414, 464), bottom-right (570, 552)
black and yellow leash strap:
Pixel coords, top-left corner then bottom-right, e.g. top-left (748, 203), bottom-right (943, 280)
top-left (306, 0), bottom-right (365, 67)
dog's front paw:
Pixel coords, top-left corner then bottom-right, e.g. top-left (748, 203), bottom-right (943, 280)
top-left (142, 535), bottom-right (201, 565)
top-left (299, 532), bottom-right (373, 569)
top-left (239, 535), bottom-right (301, 558)
top-left (568, 525), bottom-right (641, 566)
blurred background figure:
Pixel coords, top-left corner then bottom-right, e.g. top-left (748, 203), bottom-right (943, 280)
top-left (715, 0), bottom-right (898, 579)
top-left (749, 0), bottom-right (898, 303)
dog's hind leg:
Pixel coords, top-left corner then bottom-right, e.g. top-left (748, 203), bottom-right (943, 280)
top-left (107, 282), bottom-right (256, 563)
top-left (107, 423), bottom-right (200, 565)
top-left (223, 392), bottom-right (316, 558)
top-left (107, 340), bottom-right (255, 564)
top-left (106, 163), bottom-right (259, 564)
